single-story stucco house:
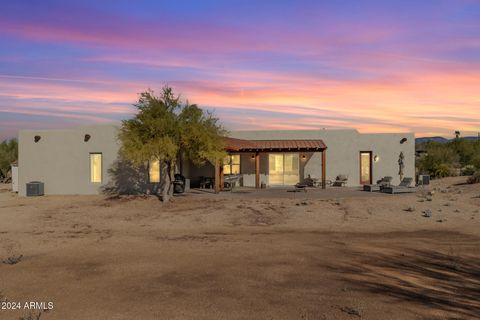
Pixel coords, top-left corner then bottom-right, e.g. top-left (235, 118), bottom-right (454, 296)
top-left (17, 124), bottom-right (415, 196)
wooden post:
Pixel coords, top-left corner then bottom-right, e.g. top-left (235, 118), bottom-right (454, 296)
top-left (321, 149), bottom-right (326, 189)
top-left (214, 159), bottom-right (220, 193)
top-left (255, 152), bottom-right (260, 188)
top-left (220, 165), bottom-right (225, 191)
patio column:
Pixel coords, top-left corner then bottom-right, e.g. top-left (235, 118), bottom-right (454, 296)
top-left (220, 165), bottom-right (225, 191)
top-left (255, 152), bottom-right (260, 188)
top-left (321, 149), bottom-right (326, 189)
top-left (214, 159), bottom-right (220, 193)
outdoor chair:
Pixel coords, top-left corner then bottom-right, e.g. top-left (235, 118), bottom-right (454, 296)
top-left (332, 174), bottom-right (348, 187)
top-left (294, 182), bottom-right (308, 192)
top-left (223, 174), bottom-right (241, 191)
top-left (199, 176), bottom-right (214, 189)
top-left (381, 177), bottom-right (418, 194)
top-left (363, 176), bottom-right (393, 192)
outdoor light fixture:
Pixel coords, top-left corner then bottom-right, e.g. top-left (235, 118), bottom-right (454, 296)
top-left (400, 138), bottom-right (407, 144)
top-left (302, 154), bottom-right (306, 159)
top-left (251, 154), bottom-right (255, 159)
top-left (84, 134), bottom-right (91, 142)
top-left (34, 135), bottom-right (41, 143)
top-left (374, 155), bottom-right (379, 162)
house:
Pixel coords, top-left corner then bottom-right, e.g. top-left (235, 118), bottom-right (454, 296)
top-left (17, 124), bottom-right (415, 196)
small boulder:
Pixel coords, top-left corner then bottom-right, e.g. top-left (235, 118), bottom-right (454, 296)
top-left (422, 209), bottom-right (432, 218)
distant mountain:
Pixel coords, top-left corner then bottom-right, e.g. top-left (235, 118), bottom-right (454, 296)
top-left (415, 136), bottom-right (479, 144)
top-left (415, 137), bottom-right (449, 144)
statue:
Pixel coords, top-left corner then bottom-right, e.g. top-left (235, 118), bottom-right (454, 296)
top-left (398, 152), bottom-right (405, 181)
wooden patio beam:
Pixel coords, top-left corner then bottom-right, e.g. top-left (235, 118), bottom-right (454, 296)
top-left (255, 152), bottom-right (260, 188)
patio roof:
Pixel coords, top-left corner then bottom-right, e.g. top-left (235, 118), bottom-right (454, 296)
top-left (224, 137), bottom-right (327, 152)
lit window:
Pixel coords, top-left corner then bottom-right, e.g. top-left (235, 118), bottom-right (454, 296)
top-left (223, 154), bottom-right (240, 175)
top-left (90, 153), bottom-right (102, 183)
top-left (149, 159), bottom-right (160, 183)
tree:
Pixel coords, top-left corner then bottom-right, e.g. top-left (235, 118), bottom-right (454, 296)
top-left (119, 87), bottom-right (226, 201)
top-left (0, 138), bottom-right (18, 180)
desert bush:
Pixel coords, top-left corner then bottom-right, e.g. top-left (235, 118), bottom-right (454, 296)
top-left (0, 139), bottom-right (17, 179)
top-left (467, 171), bottom-right (480, 184)
top-left (417, 139), bottom-right (480, 178)
top-left (432, 164), bottom-right (452, 178)
top-left (462, 165), bottom-right (476, 176)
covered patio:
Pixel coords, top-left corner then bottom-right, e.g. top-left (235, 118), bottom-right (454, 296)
top-left (213, 137), bottom-right (328, 193)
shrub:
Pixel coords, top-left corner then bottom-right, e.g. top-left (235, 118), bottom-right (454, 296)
top-left (432, 163), bottom-right (452, 178)
top-left (462, 165), bottom-right (476, 176)
top-left (467, 171), bottom-right (480, 184)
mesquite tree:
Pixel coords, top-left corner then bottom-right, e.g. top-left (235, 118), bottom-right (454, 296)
top-left (119, 87), bottom-right (226, 201)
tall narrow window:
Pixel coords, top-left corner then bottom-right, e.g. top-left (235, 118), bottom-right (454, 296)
top-left (223, 154), bottom-right (240, 174)
top-left (90, 153), bottom-right (102, 183)
top-left (149, 159), bottom-right (160, 183)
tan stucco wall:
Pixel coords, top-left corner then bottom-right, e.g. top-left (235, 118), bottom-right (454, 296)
top-left (18, 125), bottom-right (120, 196)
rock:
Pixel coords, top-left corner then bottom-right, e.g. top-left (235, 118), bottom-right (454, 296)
top-left (426, 196), bottom-right (433, 202)
top-left (454, 209), bottom-right (460, 213)
top-left (404, 206), bottom-right (416, 212)
top-left (340, 306), bottom-right (361, 317)
top-left (422, 209), bottom-right (432, 218)
top-left (444, 203), bottom-right (451, 207)
top-left (428, 191), bottom-right (435, 196)
top-left (436, 219), bottom-right (445, 223)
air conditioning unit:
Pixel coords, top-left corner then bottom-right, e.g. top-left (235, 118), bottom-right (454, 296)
top-left (417, 175), bottom-right (430, 186)
top-left (26, 181), bottom-right (44, 196)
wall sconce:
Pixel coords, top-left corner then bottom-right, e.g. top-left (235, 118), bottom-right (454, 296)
top-left (301, 154), bottom-right (307, 160)
top-left (400, 138), bottom-right (408, 144)
top-left (251, 154), bottom-right (255, 159)
top-left (34, 135), bottom-right (41, 143)
top-left (374, 155), bottom-right (379, 162)
top-left (84, 134), bottom-right (91, 142)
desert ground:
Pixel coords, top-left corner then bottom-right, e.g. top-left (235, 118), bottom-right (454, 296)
top-left (0, 177), bottom-right (479, 320)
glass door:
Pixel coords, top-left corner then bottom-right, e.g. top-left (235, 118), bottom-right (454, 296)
top-left (268, 153), bottom-right (299, 185)
top-left (360, 152), bottom-right (372, 185)
top-left (268, 154), bottom-right (284, 185)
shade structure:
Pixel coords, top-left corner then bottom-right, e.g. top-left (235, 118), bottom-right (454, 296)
top-left (224, 137), bottom-right (327, 152)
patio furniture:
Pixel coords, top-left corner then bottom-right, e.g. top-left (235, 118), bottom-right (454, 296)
top-left (224, 174), bottom-right (242, 191)
top-left (304, 174), bottom-right (322, 187)
top-left (381, 177), bottom-right (417, 194)
top-left (294, 183), bottom-right (308, 192)
top-left (363, 176), bottom-right (393, 192)
top-left (332, 174), bottom-right (348, 187)
top-left (199, 176), bottom-right (214, 189)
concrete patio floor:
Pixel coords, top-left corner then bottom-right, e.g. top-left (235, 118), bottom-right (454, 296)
top-left (185, 186), bottom-right (420, 200)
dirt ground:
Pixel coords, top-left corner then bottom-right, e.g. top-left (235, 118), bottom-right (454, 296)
top-left (0, 177), bottom-right (479, 320)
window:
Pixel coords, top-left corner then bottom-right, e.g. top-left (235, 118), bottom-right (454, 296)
top-left (149, 159), bottom-right (160, 183)
top-left (90, 153), bottom-right (102, 183)
top-left (223, 154), bottom-right (240, 174)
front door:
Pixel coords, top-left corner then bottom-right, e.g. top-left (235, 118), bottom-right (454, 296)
top-left (268, 153), bottom-right (299, 186)
top-left (360, 151), bottom-right (372, 185)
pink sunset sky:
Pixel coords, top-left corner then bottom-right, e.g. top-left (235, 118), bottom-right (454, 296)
top-left (1, 0), bottom-right (479, 140)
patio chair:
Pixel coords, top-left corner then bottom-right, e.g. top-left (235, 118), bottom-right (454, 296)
top-left (199, 176), bottom-right (214, 189)
top-left (363, 176), bottom-right (392, 192)
top-left (224, 174), bottom-right (241, 191)
top-left (294, 182), bottom-right (308, 192)
top-left (332, 174), bottom-right (348, 187)
top-left (381, 177), bottom-right (417, 194)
